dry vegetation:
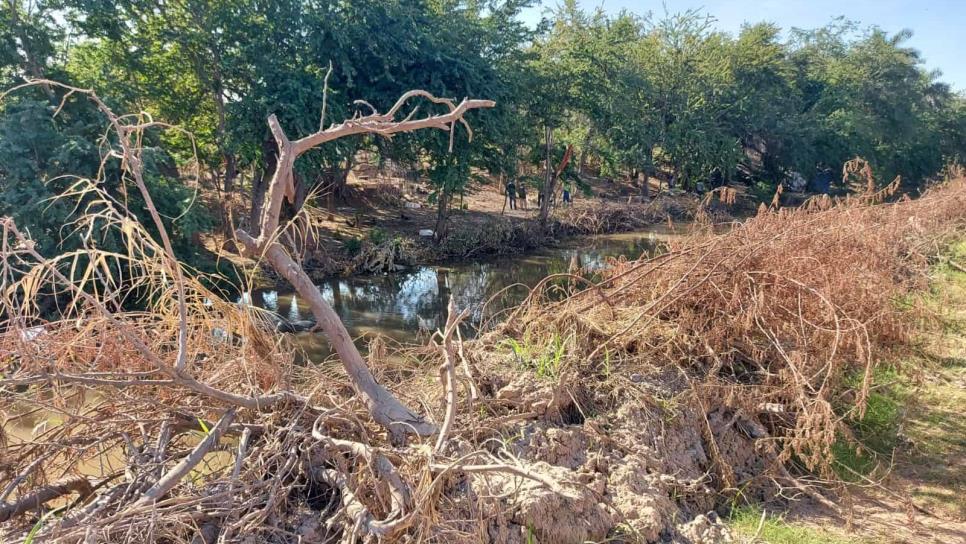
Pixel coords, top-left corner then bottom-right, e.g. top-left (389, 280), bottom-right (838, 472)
top-left (1, 82), bottom-right (965, 543)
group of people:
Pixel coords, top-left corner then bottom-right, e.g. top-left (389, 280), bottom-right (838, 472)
top-left (504, 179), bottom-right (571, 211)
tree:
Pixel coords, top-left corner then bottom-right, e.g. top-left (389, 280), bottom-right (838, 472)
top-left (789, 22), bottom-right (961, 186)
top-left (0, 3), bottom-right (211, 265)
top-left (235, 89), bottom-right (494, 437)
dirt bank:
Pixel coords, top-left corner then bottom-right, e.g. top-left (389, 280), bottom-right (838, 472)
top-left (228, 169), bottom-right (705, 284)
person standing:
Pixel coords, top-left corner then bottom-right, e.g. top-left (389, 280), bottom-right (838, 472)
top-left (517, 182), bottom-right (528, 210)
top-left (505, 178), bottom-right (517, 210)
top-left (562, 183), bottom-right (572, 206)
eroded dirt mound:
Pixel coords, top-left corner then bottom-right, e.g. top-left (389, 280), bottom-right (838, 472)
top-left (442, 369), bottom-right (745, 543)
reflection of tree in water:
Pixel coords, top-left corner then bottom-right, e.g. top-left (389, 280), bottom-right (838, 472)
top-left (252, 235), bottom-right (660, 345)
top-left (395, 267), bottom-right (443, 330)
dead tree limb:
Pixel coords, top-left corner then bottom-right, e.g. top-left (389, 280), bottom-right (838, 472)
top-left (236, 91), bottom-right (493, 438)
top-left (435, 297), bottom-right (470, 452)
top-left (0, 476), bottom-right (93, 523)
top-left (312, 423), bottom-right (415, 539)
top-left (133, 409), bottom-right (236, 507)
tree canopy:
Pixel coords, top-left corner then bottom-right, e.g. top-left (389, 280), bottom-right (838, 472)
top-left (2, 0), bottom-right (964, 258)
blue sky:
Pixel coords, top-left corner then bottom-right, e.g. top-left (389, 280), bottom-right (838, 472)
top-left (520, 0), bottom-right (965, 92)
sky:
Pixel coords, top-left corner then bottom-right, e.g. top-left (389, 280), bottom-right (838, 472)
top-left (520, 0), bottom-right (965, 92)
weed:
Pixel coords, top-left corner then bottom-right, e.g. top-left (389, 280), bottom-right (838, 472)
top-left (367, 227), bottom-right (389, 245)
top-left (501, 333), bottom-right (568, 379)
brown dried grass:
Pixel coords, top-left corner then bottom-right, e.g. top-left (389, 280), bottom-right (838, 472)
top-left (497, 176), bottom-right (966, 478)
top-left (1, 167), bottom-right (963, 542)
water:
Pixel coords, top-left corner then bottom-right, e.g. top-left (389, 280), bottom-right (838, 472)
top-left (248, 229), bottom-right (678, 361)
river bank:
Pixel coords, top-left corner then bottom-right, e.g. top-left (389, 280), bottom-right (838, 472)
top-left (227, 172), bottom-right (708, 288)
top-left (3, 177), bottom-right (963, 543)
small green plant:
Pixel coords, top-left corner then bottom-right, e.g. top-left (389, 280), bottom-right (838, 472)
top-left (500, 333), bottom-right (567, 379)
top-left (367, 227), bottom-right (389, 245)
top-left (502, 337), bottom-right (529, 363)
top-left (750, 180), bottom-right (777, 202)
top-left (343, 237), bottom-right (363, 255)
top-left (24, 505), bottom-right (67, 544)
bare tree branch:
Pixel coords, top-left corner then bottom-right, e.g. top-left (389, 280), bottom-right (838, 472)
top-left (237, 90), bottom-right (493, 438)
top-left (134, 409), bottom-right (236, 506)
top-left (434, 297), bottom-right (469, 452)
top-left (0, 476), bottom-right (93, 523)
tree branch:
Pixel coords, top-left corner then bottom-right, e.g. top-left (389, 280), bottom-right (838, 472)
top-left (238, 90), bottom-right (493, 438)
top-left (134, 409), bottom-right (236, 506)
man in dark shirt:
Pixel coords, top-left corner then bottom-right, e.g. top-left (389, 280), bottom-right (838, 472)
top-left (506, 179), bottom-right (517, 210)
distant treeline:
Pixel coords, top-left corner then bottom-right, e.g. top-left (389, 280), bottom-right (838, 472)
top-left (2, 0), bottom-right (964, 257)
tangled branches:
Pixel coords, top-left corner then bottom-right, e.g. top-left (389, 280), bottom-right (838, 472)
top-left (0, 81), bottom-right (518, 543)
top-left (502, 176), bottom-right (966, 482)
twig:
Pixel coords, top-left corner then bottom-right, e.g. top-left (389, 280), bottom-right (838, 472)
top-left (133, 409), bottom-right (236, 507)
top-left (428, 462), bottom-right (562, 493)
top-left (0, 476), bottom-right (94, 523)
top-left (435, 297), bottom-right (470, 453)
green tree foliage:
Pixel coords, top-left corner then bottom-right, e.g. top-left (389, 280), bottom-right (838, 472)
top-left (533, 7), bottom-right (965, 192)
top-left (0, 1), bottom-right (212, 264)
top-left (2, 0), bottom-right (965, 258)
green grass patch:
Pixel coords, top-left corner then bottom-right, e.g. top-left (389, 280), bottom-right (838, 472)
top-left (831, 366), bottom-right (906, 479)
top-left (501, 333), bottom-right (568, 380)
top-left (729, 507), bottom-right (862, 544)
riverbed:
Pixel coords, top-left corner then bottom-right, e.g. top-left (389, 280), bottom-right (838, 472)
top-left (247, 228), bottom-right (683, 361)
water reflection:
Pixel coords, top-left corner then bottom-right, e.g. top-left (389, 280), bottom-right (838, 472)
top-left (249, 231), bottom-right (670, 362)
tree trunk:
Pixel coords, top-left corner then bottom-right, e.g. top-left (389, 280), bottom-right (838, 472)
top-left (236, 229), bottom-right (434, 438)
top-left (577, 127), bottom-right (593, 176)
top-left (210, 56), bottom-right (236, 193)
top-left (248, 138), bottom-right (278, 237)
top-left (329, 154), bottom-right (354, 202)
top-left (539, 125), bottom-right (554, 227)
top-left (223, 153), bottom-right (238, 193)
top-left (434, 186), bottom-right (450, 242)
top-left (329, 278), bottom-right (344, 313)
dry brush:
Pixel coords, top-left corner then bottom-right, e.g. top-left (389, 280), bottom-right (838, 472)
top-left (1, 77), bottom-right (965, 544)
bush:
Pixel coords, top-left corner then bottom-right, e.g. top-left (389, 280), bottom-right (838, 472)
top-left (343, 236), bottom-right (363, 256)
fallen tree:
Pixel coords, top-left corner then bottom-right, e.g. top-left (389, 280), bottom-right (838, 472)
top-left (0, 80), bottom-right (504, 542)
top-left (2, 78), bottom-right (965, 543)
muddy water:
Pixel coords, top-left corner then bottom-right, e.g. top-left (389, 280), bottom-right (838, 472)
top-left (249, 229), bottom-right (681, 362)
